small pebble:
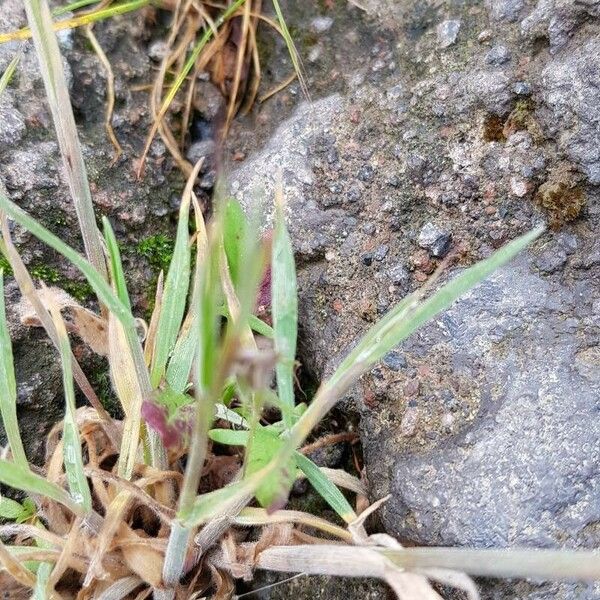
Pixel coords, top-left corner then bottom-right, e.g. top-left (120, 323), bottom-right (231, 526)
top-left (400, 407), bottom-right (419, 437)
top-left (310, 16), bottom-right (334, 33)
top-left (382, 351), bottom-right (407, 371)
top-left (486, 44), bottom-right (511, 65)
top-left (437, 19), bottom-right (461, 49)
top-left (418, 222), bottom-right (452, 258)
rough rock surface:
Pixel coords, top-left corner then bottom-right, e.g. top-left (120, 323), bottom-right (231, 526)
top-left (228, 1), bottom-right (600, 598)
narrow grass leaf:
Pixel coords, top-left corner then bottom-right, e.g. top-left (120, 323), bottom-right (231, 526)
top-left (223, 199), bottom-right (247, 289)
top-left (165, 193), bottom-right (207, 392)
top-left (103, 218), bottom-right (132, 309)
top-left (0, 271), bottom-right (28, 467)
top-left (294, 452), bottom-right (356, 523)
top-left (150, 162), bottom-right (201, 387)
top-left (1, 0), bottom-right (150, 46)
top-left (0, 53), bottom-right (20, 97)
top-left (270, 0), bottom-right (309, 99)
top-left (271, 196), bottom-right (298, 428)
top-left (0, 459), bottom-right (83, 516)
top-left (0, 194), bottom-right (132, 326)
top-left (330, 227), bottom-right (544, 387)
top-left (47, 297), bottom-right (92, 513)
top-left (23, 0), bottom-right (108, 281)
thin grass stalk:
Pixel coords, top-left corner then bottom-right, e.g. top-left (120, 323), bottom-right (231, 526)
top-left (0, 0), bottom-right (150, 44)
top-left (0, 221), bottom-right (120, 448)
top-left (23, 0), bottom-right (108, 283)
top-left (0, 271), bottom-right (28, 467)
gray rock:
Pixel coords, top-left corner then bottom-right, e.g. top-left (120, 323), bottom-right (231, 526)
top-left (521, 0), bottom-right (600, 52)
top-left (486, 0), bottom-right (524, 22)
top-left (539, 37), bottom-right (600, 184)
top-left (486, 44), bottom-right (511, 65)
top-left (436, 19), bottom-right (461, 48)
top-left (381, 255), bottom-right (600, 555)
top-left (418, 222), bottom-right (452, 258)
top-left (0, 100), bottom-right (25, 145)
top-left (185, 139), bottom-right (216, 166)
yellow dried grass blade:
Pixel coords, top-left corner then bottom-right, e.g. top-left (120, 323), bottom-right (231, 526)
top-left (0, 0), bottom-right (150, 44)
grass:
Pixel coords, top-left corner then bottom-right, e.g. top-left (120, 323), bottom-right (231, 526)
top-left (0, 1), bottom-right (599, 599)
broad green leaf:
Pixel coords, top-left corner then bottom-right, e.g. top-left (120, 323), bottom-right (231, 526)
top-left (0, 497), bottom-right (26, 520)
top-left (0, 193), bottom-right (132, 327)
top-left (0, 271), bottom-right (27, 467)
top-left (223, 199), bottom-right (247, 289)
top-left (245, 425), bottom-right (295, 510)
top-left (0, 459), bottom-right (83, 515)
top-left (23, 0), bottom-right (107, 280)
top-left (294, 453), bottom-right (356, 523)
top-left (150, 171), bottom-right (196, 387)
top-left (208, 429), bottom-right (249, 446)
top-left (48, 301), bottom-right (92, 513)
top-left (271, 201), bottom-right (297, 428)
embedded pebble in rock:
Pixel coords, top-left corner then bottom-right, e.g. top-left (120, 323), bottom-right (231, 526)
top-left (417, 222), bottom-right (452, 258)
top-left (310, 16), bottom-right (334, 33)
top-left (486, 44), bottom-right (511, 65)
top-left (185, 139), bottom-right (216, 166)
top-left (436, 19), bottom-right (461, 48)
top-left (486, 0), bottom-right (524, 22)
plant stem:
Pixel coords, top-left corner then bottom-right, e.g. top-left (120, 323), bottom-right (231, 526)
top-left (23, 0), bottom-right (108, 284)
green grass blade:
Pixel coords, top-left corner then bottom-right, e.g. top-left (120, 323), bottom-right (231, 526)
top-left (223, 199), bottom-right (247, 289)
top-left (0, 271), bottom-right (28, 468)
top-left (209, 428), bottom-right (249, 446)
top-left (23, 0), bottom-right (108, 282)
top-left (0, 459), bottom-right (83, 515)
top-left (48, 300), bottom-right (92, 513)
top-left (271, 200), bottom-right (298, 429)
top-left (52, 0), bottom-right (101, 16)
top-left (165, 313), bottom-right (196, 393)
top-left (294, 453), bottom-right (356, 523)
top-left (0, 53), bottom-right (20, 97)
top-left (102, 218), bottom-right (132, 309)
top-left (330, 226), bottom-right (544, 387)
top-left (149, 181), bottom-right (194, 388)
top-left (0, 194), bottom-right (132, 327)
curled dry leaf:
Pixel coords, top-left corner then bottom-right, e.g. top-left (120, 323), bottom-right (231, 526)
top-left (18, 286), bottom-right (108, 356)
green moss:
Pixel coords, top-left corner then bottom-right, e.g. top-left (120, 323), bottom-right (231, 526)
top-left (90, 366), bottom-right (123, 419)
top-left (137, 234), bottom-right (175, 272)
top-left (29, 265), bottom-right (61, 284)
top-left (63, 280), bottom-right (94, 302)
top-left (0, 255), bottom-right (13, 277)
top-left (535, 176), bottom-right (585, 230)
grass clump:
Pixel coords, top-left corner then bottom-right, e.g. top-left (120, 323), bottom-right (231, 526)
top-left (0, 2), bottom-right (598, 599)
